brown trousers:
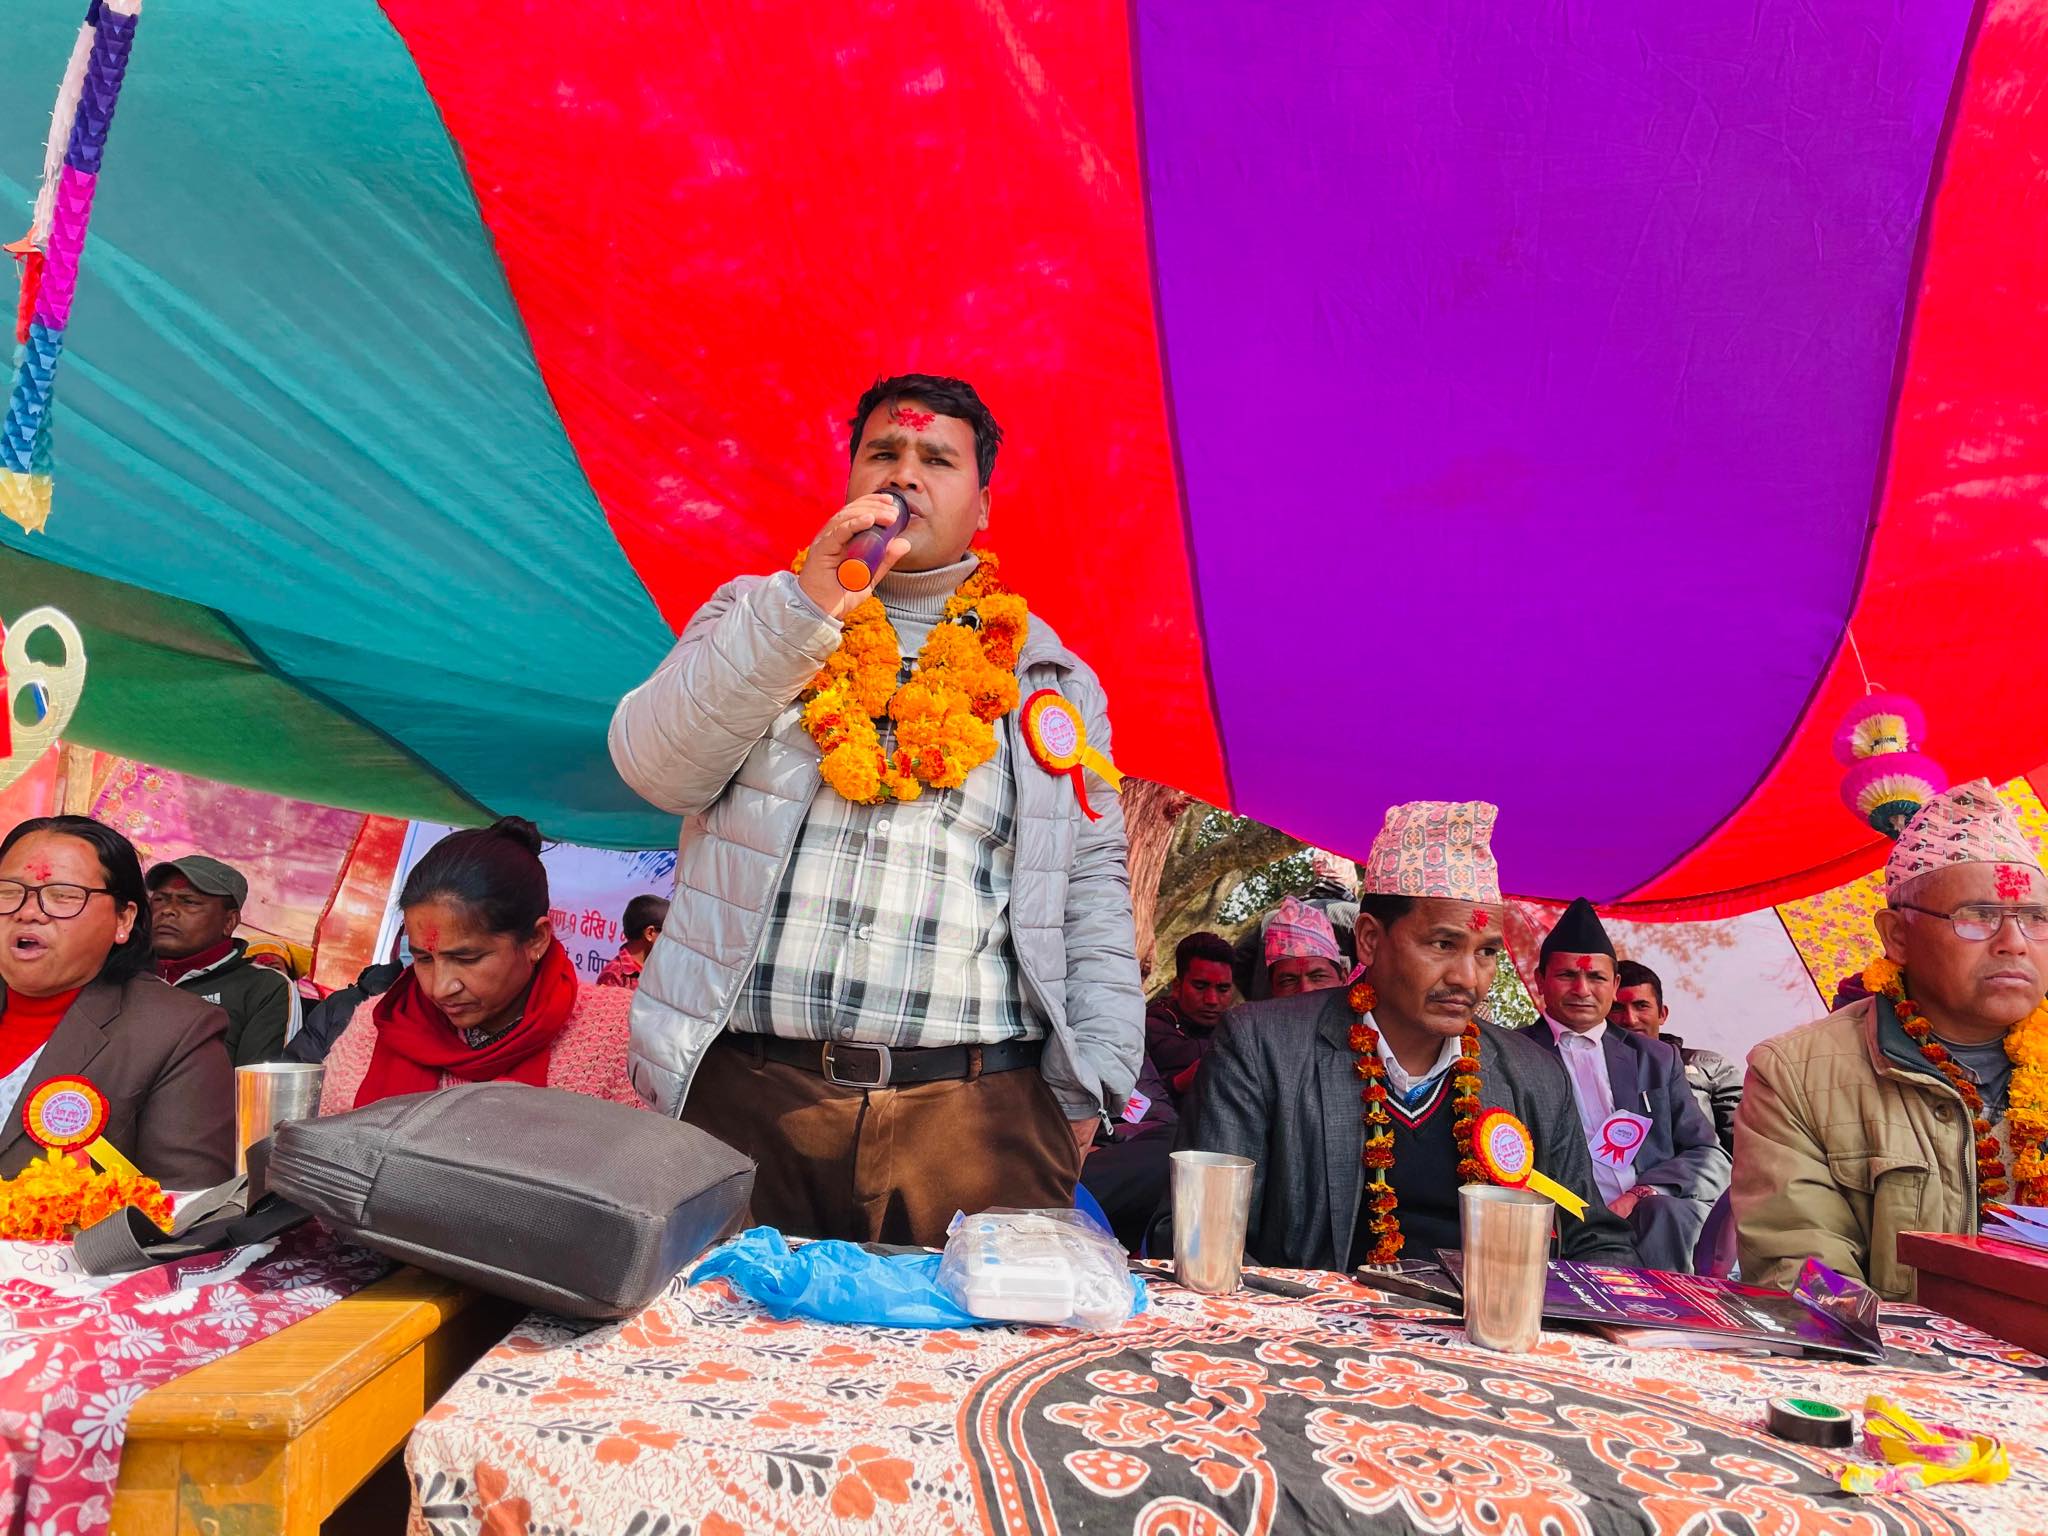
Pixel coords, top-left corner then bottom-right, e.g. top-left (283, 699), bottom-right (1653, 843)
top-left (682, 1037), bottom-right (1080, 1247)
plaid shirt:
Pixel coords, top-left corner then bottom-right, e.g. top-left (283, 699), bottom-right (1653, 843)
top-left (739, 652), bottom-right (1031, 1047)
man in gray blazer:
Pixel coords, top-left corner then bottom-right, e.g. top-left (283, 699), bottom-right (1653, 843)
top-left (1186, 800), bottom-right (1638, 1271)
top-left (1528, 900), bottom-right (1731, 1271)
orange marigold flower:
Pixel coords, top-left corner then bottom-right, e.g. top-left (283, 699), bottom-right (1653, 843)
top-left (1871, 961), bottom-right (2024, 1217)
top-left (795, 549), bottom-right (1027, 806)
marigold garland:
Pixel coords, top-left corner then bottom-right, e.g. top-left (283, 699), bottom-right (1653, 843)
top-left (796, 550), bottom-right (1027, 804)
top-left (2010, 999), bottom-right (2048, 1209)
top-left (1348, 979), bottom-right (1485, 1263)
top-left (0, 1148), bottom-right (173, 1242)
top-left (1863, 957), bottom-right (2048, 1213)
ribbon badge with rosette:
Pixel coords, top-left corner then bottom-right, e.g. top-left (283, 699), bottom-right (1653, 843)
top-left (25, 1075), bottom-right (142, 1179)
top-left (1591, 1110), bottom-right (1652, 1169)
top-left (1021, 688), bottom-right (1124, 820)
top-left (1473, 1108), bottom-right (1589, 1218)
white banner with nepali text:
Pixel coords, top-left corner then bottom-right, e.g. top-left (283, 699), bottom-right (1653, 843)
top-left (373, 822), bottom-right (678, 984)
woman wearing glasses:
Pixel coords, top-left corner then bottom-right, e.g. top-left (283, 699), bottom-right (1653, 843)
top-left (0, 815), bottom-right (235, 1186)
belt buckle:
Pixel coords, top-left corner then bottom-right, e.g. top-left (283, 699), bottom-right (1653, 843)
top-left (822, 1042), bottom-right (893, 1089)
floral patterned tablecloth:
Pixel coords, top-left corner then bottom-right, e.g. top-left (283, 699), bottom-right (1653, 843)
top-left (0, 1224), bottom-right (388, 1536)
top-left (407, 1268), bottom-right (2048, 1536)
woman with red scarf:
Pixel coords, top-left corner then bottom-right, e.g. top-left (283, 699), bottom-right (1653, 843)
top-left (319, 819), bottom-right (643, 1113)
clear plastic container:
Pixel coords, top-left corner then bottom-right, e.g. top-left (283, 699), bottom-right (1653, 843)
top-left (938, 1208), bottom-right (1139, 1330)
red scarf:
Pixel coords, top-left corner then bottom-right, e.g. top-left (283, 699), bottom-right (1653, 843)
top-left (353, 937), bottom-right (581, 1108)
top-left (156, 937), bottom-right (235, 986)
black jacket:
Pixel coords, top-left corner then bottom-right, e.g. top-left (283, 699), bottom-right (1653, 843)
top-left (165, 939), bottom-right (293, 1067)
top-left (289, 960), bottom-right (403, 1065)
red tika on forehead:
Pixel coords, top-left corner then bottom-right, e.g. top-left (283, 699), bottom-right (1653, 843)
top-left (1996, 864), bottom-right (2031, 900)
top-left (1469, 911), bottom-right (1490, 931)
top-left (890, 405), bottom-right (935, 432)
top-left (23, 861), bottom-right (52, 883)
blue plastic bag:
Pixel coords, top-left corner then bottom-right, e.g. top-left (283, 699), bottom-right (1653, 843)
top-left (689, 1227), bottom-right (982, 1329)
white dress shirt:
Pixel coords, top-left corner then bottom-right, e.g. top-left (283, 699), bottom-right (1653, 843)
top-left (1370, 1015), bottom-right (1464, 1109)
top-left (1546, 1016), bottom-right (1637, 1205)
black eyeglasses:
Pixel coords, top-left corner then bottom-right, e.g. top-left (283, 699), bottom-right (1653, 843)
top-left (0, 879), bottom-right (118, 920)
top-left (1890, 902), bottom-right (2048, 942)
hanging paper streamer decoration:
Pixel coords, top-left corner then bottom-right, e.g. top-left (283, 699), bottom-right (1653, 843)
top-left (1, 0), bottom-right (143, 535)
top-left (0, 606), bottom-right (86, 791)
top-left (1835, 691), bottom-right (1948, 839)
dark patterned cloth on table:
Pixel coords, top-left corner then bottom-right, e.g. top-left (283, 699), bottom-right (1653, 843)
top-left (406, 1266), bottom-right (2048, 1536)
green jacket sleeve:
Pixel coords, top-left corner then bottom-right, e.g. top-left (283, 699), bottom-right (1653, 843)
top-left (1733, 1039), bottom-right (1868, 1291)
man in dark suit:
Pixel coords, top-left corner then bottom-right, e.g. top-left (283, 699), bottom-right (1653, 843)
top-left (1609, 959), bottom-right (1741, 1154)
top-left (1528, 900), bottom-right (1730, 1271)
top-left (1186, 801), bottom-right (1638, 1271)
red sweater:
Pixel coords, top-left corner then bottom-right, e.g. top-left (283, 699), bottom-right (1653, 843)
top-left (0, 987), bottom-right (82, 1077)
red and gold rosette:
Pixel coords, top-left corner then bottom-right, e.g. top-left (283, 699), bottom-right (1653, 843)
top-left (24, 1076), bottom-right (141, 1179)
top-left (1472, 1108), bottom-right (1588, 1219)
top-left (1021, 688), bottom-right (1123, 821)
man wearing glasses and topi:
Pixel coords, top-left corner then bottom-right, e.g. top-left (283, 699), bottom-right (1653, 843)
top-left (1734, 780), bottom-right (2048, 1301)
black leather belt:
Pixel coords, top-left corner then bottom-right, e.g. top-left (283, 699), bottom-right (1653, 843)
top-left (717, 1031), bottom-right (1042, 1089)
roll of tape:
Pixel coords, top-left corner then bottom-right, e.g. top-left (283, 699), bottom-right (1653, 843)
top-left (1768, 1396), bottom-right (1854, 1447)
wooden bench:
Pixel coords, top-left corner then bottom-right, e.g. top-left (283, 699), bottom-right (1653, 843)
top-left (113, 1268), bottom-right (517, 1536)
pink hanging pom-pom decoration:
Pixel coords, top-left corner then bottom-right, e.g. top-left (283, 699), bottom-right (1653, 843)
top-left (1841, 751), bottom-right (1948, 839)
top-left (1832, 690), bottom-right (1928, 767)
top-left (1835, 691), bottom-right (1945, 839)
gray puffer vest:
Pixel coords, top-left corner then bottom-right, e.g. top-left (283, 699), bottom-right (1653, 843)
top-left (608, 567), bottom-right (1144, 1120)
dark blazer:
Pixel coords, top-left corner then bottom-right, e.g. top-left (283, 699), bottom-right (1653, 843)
top-left (1525, 1021), bottom-right (1731, 1201)
top-left (1187, 989), bottom-right (1640, 1270)
top-left (0, 974), bottom-right (236, 1188)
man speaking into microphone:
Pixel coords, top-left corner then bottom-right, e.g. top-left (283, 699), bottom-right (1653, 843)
top-left (610, 374), bottom-right (1144, 1246)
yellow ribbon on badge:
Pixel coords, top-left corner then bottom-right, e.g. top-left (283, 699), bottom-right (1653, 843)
top-left (1473, 1109), bottom-right (1589, 1219)
top-left (1021, 688), bottom-right (1123, 821)
top-left (24, 1076), bottom-right (141, 1179)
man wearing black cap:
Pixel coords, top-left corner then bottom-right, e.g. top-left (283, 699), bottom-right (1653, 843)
top-left (148, 856), bottom-right (294, 1066)
top-left (1525, 898), bottom-right (1730, 1271)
